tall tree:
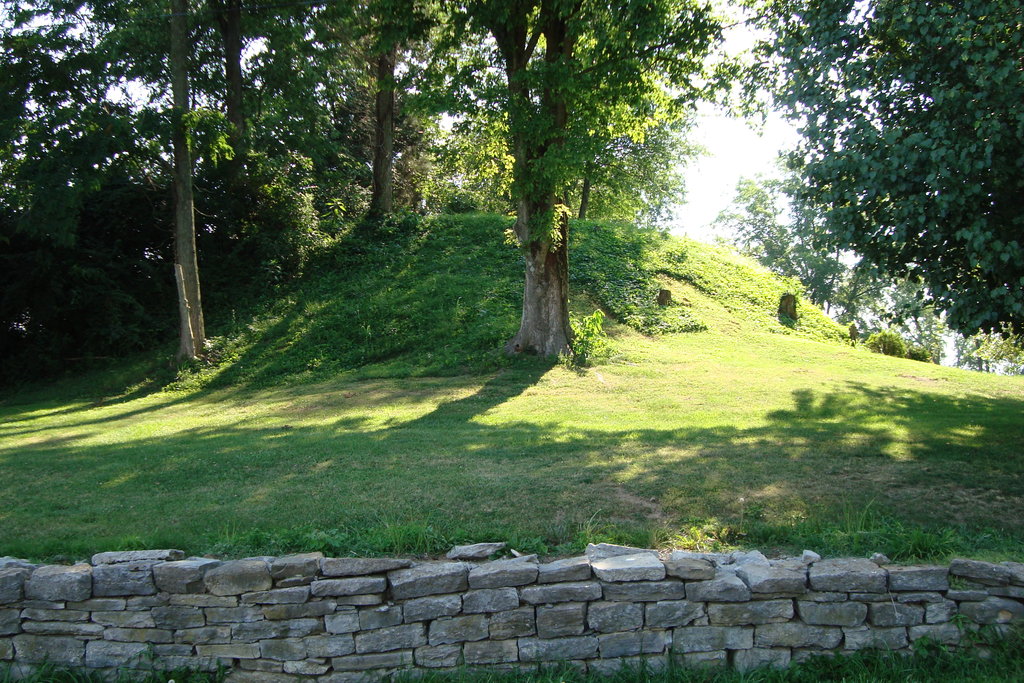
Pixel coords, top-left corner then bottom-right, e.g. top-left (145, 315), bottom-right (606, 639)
top-left (761, 0), bottom-right (1024, 335)
top-left (170, 0), bottom-right (205, 360)
top-left (449, 0), bottom-right (722, 356)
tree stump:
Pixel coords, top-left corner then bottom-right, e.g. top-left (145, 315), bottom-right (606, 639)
top-left (778, 293), bottom-right (798, 320)
top-left (849, 323), bottom-right (858, 341)
top-left (657, 289), bottom-right (672, 306)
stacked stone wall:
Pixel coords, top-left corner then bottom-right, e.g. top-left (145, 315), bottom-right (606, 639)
top-left (1, 544), bottom-right (1022, 681)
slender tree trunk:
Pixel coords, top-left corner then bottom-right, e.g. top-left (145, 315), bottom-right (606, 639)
top-left (171, 0), bottom-right (205, 361)
top-left (213, 0), bottom-right (245, 148)
top-left (369, 48), bottom-right (396, 217)
top-left (578, 175), bottom-right (591, 220)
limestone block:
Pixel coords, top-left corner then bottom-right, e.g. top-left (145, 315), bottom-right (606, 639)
top-left (925, 599), bottom-right (957, 624)
top-left (641, 629), bottom-right (672, 653)
top-left (204, 560), bottom-right (272, 596)
top-left (305, 634), bottom-right (356, 657)
top-left (353, 624), bottom-right (426, 654)
top-left (950, 559), bottom-right (1011, 586)
top-left (169, 593), bottom-right (235, 607)
top-left (102, 626), bottom-right (172, 642)
top-left (320, 558), bottom-right (411, 577)
top-left (959, 597), bottom-right (1024, 624)
top-left (463, 587), bottom-right (520, 613)
top-left (0, 611), bottom-right (19, 636)
top-left (310, 577), bottom-right (386, 598)
top-left (24, 564), bottom-right (92, 602)
top-left (731, 550), bottom-right (770, 566)
top-left (886, 565), bottom-right (949, 591)
top-left (538, 556), bottom-right (592, 583)
top-left (13, 635), bottom-right (85, 666)
top-left (402, 594), bottom-right (462, 623)
top-left (263, 601), bottom-right (335, 620)
top-left (664, 558), bottom-right (715, 581)
top-left (85, 640), bottom-right (149, 668)
top-left (267, 553), bottom-right (322, 583)
top-left (599, 631), bottom-right (642, 657)
top-left (797, 600), bottom-right (867, 627)
top-left (518, 635), bottom-right (598, 661)
top-left (672, 626), bottom-right (753, 653)
top-left (91, 550), bottom-right (184, 565)
top-left (895, 591), bottom-right (946, 604)
top-left (1004, 562), bottom-right (1024, 586)
top-left (686, 571), bottom-right (750, 602)
top-left (843, 625), bottom-right (908, 650)
top-left (869, 602), bottom-right (924, 627)
top-left (591, 553), bottom-right (666, 582)
top-left (330, 650), bottom-right (414, 671)
top-left (22, 621), bottom-right (105, 637)
top-left (174, 626), bottom-right (231, 644)
top-left (427, 615), bottom-right (487, 645)
top-left (469, 558), bottom-right (539, 588)
top-left (447, 543), bottom-right (506, 560)
top-left (588, 601), bottom-right (643, 633)
top-left (489, 607), bottom-right (536, 639)
top-left (359, 605), bottom-right (403, 630)
top-left (68, 597), bottom-right (126, 611)
top-left (909, 623), bottom-right (962, 645)
top-left (241, 587), bottom-right (310, 604)
top-left (231, 618), bottom-right (321, 642)
top-left (707, 599), bottom-right (793, 626)
top-left (0, 569), bottom-right (31, 604)
top-left (736, 564), bottom-right (807, 594)
top-left (464, 639), bottom-right (519, 664)
top-left (645, 600), bottom-right (704, 628)
top-left (733, 647), bottom-right (791, 672)
top-left (809, 559), bottom-right (886, 593)
top-left (683, 650), bottom-right (727, 667)
top-left (20, 608), bottom-right (88, 622)
top-left (755, 622), bottom-right (842, 649)
top-left (586, 543), bottom-right (658, 562)
top-left (520, 581), bottom-right (602, 604)
top-left (602, 580), bottom-right (686, 602)
top-left (669, 550), bottom-right (731, 566)
top-left (197, 643), bottom-right (261, 660)
top-left (283, 660), bottom-right (331, 676)
top-left (260, 638), bottom-right (306, 661)
top-left (388, 563), bottom-right (468, 600)
top-left (414, 643), bottom-right (461, 667)
top-left (205, 606), bottom-right (264, 624)
top-left (325, 610), bottom-right (360, 634)
top-left (0, 638), bottom-right (11, 660)
top-left (536, 603), bottom-right (586, 638)
top-left (152, 606), bottom-right (205, 630)
top-left (91, 610), bottom-right (156, 628)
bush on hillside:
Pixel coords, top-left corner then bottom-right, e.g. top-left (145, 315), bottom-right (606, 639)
top-left (906, 344), bottom-right (935, 363)
top-left (866, 330), bottom-right (908, 358)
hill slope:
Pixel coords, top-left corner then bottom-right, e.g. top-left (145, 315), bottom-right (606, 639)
top-left (1, 214), bottom-right (1022, 562)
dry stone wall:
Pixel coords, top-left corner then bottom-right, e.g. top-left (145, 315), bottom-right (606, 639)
top-left (1, 544), bottom-right (1023, 681)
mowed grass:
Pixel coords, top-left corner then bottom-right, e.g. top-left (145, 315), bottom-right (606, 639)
top-left (2, 279), bottom-right (1022, 561)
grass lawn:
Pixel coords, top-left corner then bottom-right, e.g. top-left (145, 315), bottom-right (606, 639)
top-left (2, 289), bottom-right (1022, 562)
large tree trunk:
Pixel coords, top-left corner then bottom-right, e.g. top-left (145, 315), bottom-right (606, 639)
top-left (369, 48), bottom-right (396, 217)
top-left (171, 0), bottom-right (205, 361)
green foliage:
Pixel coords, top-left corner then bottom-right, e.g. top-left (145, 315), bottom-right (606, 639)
top-left (762, 0), bottom-right (1024, 335)
top-left (865, 330), bottom-right (908, 359)
top-left (905, 345), bottom-right (934, 364)
top-left (571, 222), bottom-right (707, 335)
top-left (568, 310), bottom-right (609, 366)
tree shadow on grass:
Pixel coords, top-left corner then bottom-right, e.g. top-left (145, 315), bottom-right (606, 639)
top-left (0, 375), bottom-right (1022, 558)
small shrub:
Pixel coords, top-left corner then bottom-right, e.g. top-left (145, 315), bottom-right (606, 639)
top-left (906, 344), bottom-right (934, 363)
top-left (570, 310), bottom-right (610, 365)
top-left (866, 329), bottom-right (908, 358)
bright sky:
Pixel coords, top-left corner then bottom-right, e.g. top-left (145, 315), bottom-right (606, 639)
top-left (668, 106), bottom-right (800, 242)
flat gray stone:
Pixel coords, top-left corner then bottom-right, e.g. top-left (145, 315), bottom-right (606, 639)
top-left (731, 550), bottom-right (770, 566)
top-left (263, 601), bottom-right (336, 620)
top-left (153, 558), bottom-right (221, 593)
top-left (241, 586), bottom-right (310, 604)
top-left (402, 594), bottom-right (462, 623)
top-left (91, 550), bottom-right (185, 565)
top-left (538, 556), bottom-right (592, 583)
top-left (85, 638), bottom-right (157, 667)
top-left (330, 650), bottom-right (414, 671)
top-left (489, 607), bottom-right (536, 639)
top-left (708, 599), bottom-right (793, 626)
top-left (260, 637), bottom-right (307, 661)
top-left (797, 600), bottom-right (867, 627)
top-left (733, 647), bottom-right (791, 672)
top-left (537, 603), bottom-right (586, 638)
top-left (672, 626), bottom-right (753, 653)
top-left (358, 605), bottom-right (403, 630)
top-left (311, 576), bottom-right (386, 597)
top-left (388, 563), bottom-right (468, 600)
top-left (92, 563), bottom-right (157, 596)
top-left (320, 557), bottom-right (412, 577)
top-left (736, 563), bottom-right (806, 594)
top-left (925, 599), bottom-right (957, 624)
top-left (24, 564), bottom-right (92, 602)
top-left (305, 634), bottom-right (356, 658)
top-left (270, 553), bottom-right (323, 581)
top-left (469, 558), bottom-right (538, 588)
top-left (0, 568), bottom-right (31, 604)
top-left (13, 635), bottom-right (85, 665)
top-left (325, 610), bottom-right (360, 634)
top-left (886, 565), bottom-right (948, 591)
top-left (446, 542), bottom-right (506, 560)
top-left (869, 602), bottom-right (923, 627)
top-left (1004, 562), bottom-right (1024, 586)
top-left (645, 600), bottom-right (704, 628)
top-left (463, 587), bottom-right (519, 613)
top-left (204, 560), bottom-right (272, 596)
top-left (427, 615), bottom-right (487, 645)
top-left (414, 643), bottom-right (461, 668)
top-left (520, 581), bottom-right (602, 604)
top-left (958, 597), bottom-right (1024, 624)
top-left (664, 558), bottom-right (715, 581)
top-left (588, 601), bottom-right (643, 632)
top-left (809, 559), bottom-right (886, 593)
top-left (909, 623), bottom-right (962, 645)
top-left (669, 550), bottom-right (731, 565)
top-left (586, 543), bottom-right (659, 562)
top-left (686, 571), bottom-right (750, 602)
top-left (464, 639), bottom-right (519, 664)
top-left (0, 558), bottom-right (35, 571)
top-left (519, 635), bottom-right (598, 661)
top-left (602, 580), bottom-right (686, 602)
top-left (592, 553), bottom-right (666, 582)
top-left (1, 609), bottom-right (20, 635)
top-left (152, 606), bottom-right (204, 629)
top-left (598, 631), bottom-right (642, 657)
top-left (755, 622), bottom-right (842, 649)
top-left (950, 559), bottom-right (1011, 586)
top-left (843, 625), bottom-right (908, 650)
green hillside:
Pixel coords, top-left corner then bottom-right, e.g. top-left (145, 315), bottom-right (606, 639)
top-left (1, 214), bottom-right (1022, 563)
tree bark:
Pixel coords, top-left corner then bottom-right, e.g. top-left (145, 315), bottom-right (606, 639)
top-left (171, 0), bottom-right (205, 361)
top-left (578, 175), bottom-right (591, 220)
top-left (369, 47), bottom-right (396, 217)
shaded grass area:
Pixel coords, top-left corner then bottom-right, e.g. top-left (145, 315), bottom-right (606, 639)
top-left (2, 317), bottom-right (1022, 562)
